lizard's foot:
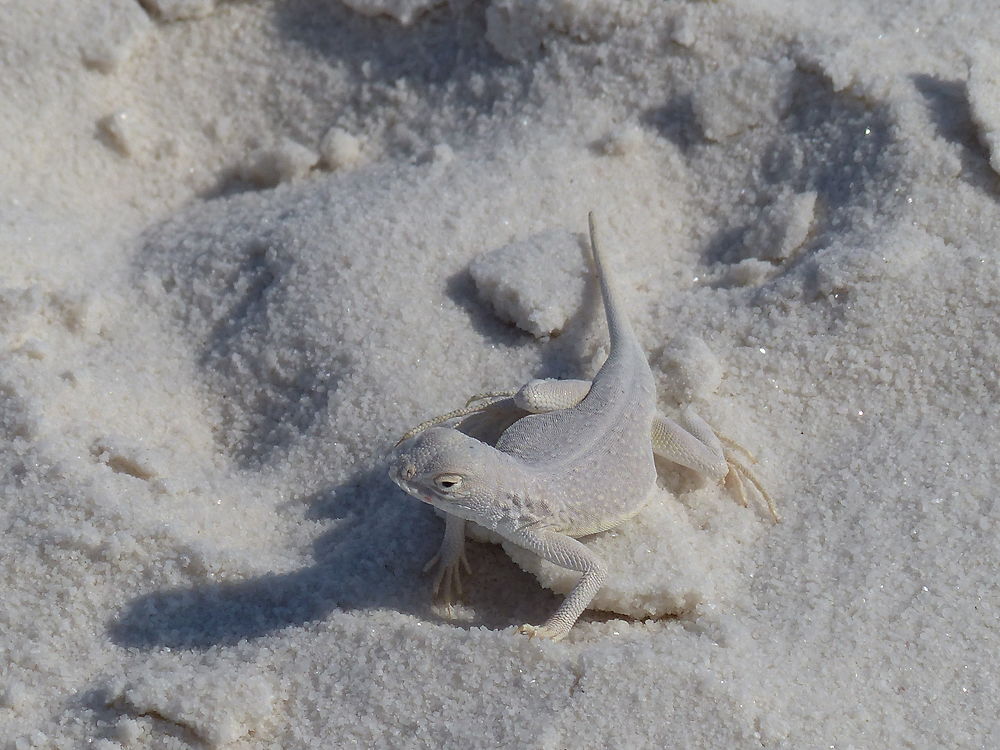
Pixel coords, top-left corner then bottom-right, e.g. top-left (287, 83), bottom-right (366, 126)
top-left (723, 448), bottom-right (780, 523)
top-left (517, 623), bottom-right (568, 642)
top-left (424, 549), bottom-right (472, 612)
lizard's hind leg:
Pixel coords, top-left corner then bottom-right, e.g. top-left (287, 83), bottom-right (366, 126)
top-left (400, 378), bottom-right (593, 446)
top-left (652, 408), bottom-right (780, 522)
top-left (467, 379), bottom-right (592, 414)
top-left (465, 389), bottom-right (519, 406)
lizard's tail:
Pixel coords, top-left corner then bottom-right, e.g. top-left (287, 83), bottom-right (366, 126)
top-left (587, 211), bottom-right (638, 346)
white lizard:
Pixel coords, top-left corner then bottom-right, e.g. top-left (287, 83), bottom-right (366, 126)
top-left (388, 213), bottom-right (776, 641)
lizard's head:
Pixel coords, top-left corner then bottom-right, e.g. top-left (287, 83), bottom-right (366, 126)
top-left (388, 427), bottom-right (504, 521)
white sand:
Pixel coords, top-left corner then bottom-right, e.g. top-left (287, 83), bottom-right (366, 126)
top-left (2, 1), bottom-right (998, 747)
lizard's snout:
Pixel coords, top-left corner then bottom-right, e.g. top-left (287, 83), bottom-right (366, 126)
top-left (387, 444), bottom-right (418, 485)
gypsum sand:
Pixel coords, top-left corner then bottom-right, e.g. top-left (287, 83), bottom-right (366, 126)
top-left (1, 0), bottom-right (999, 747)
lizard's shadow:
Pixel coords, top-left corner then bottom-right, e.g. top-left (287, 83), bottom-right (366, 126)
top-left (110, 249), bottom-right (625, 650)
top-left (108, 463), bottom-right (573, 649)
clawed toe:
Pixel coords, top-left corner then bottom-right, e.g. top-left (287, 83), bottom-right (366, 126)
top-left (517, 623), bottom-right (567, 641)
top-left (422, 552), bottom-right (441, 574)
top-left (425, 553), bottom-right (471, 612)
top-left (724, 468), bottom-right (749, 507)
top-left (724, 452), bottom-right (780, 523)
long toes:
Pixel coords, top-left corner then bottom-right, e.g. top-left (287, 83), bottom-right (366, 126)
top-left (448, 566), bottom-right (463, 599)
top-left (719, 434), bottom-right (757, 463)
top-left (434, 585), bottom-right (452, 610)
top-left (725, 457), bottom-right (781, 523)
top-left (423, 553), bottom-right (441, 574)
top-left (431, 563), bottom-right (466, 609)
top-left (430, 570), bottom-right (444, 598)
top-left (724, 468), bottom-right (749, 507)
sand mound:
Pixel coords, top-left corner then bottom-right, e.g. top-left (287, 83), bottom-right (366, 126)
top-left (2, 1), bottom-right (998, 747)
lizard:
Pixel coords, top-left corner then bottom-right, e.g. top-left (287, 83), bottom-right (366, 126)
top-left (387, 213), bottom-right (776, 641)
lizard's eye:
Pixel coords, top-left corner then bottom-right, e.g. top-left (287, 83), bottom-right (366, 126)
top-left (434, 474), bottom-right (463, 491)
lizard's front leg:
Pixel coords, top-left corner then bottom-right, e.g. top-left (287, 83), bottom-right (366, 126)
top-left (424, 513), bottom-right (471, 609)
top-left (651, 407), bottom-right (728, 481)
top-left (515, 529), bottom-right (607, 641)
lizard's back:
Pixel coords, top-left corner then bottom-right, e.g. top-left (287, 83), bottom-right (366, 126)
top-left (494, 216), bottom-right (658, 534)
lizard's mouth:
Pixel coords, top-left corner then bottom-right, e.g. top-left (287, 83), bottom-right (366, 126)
top-left (389, 472), bottom-right (435, 504)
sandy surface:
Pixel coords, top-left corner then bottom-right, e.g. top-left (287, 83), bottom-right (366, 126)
top-left (2, 1), bottom-right (999, 747)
